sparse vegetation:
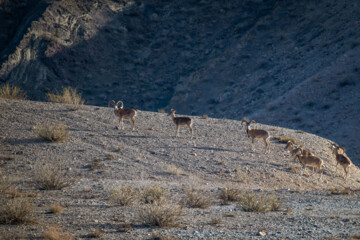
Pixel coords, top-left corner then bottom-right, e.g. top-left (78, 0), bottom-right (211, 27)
top-left (233, 167), bottom-right (248, 183)
top-left (183, 188), bottom-right (211, 209)
top-left (88, 228), bottom-right (103, 238)
top-left (0, 171), bottom-right (15, 195)
top-left (47, 86), bottom-right (84, 110)
top-left (329, 187), bottom-right (352, 195)
top-left (0, 83), bottom-right (27, 100)
top-left (34, 162), bottom-right (74, 190)
top-left (219, 186), bottom-right (242, 205)
top-left (238, 193), bottom-right (282, 212)
top-left (141, 186), bottom-right (168, 205)
top-left (90, 158), bottom-right (104, 171)
top-left (209, 217), bottom-right (222, 225)
top-left (43, 227), bottom-right (74, 240)
top-left (166, 164), bottom-right (184, 176)
top-left (0, 197), bottom-right (34, 224)
top-left (201, 115), bottom-right (209, 119)
top-left (137, 204), bottom-right (182, 228)
top-left (106, 153), bottom-right (115, 160)
top-left (273, 136), bottom-right (297, 144)
top-left (35, 123), bottom-right (70, 143)
top-left (109, 184), bottom-right (138, 206)
top-left (49, 203), bottom-right (64, 214)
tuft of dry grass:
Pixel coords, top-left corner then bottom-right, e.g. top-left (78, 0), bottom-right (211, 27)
top-left (43, 227), bottom-right (74, 240)
top-left (0, 197), bottom-right (34, 224)
top-left (47, 86), bottom-right (84, 110)
top-left (233, 167), bottom-right (248, 183)
top-left (209, 217), bottom-right (222, 225)
top-left (149, 231), bottom-right (175, 240)
top-left (166, 164), bottom-right (184, 176)
top-left (201, 115), bottom-right (209, 119)
top-left (158, 109), bottom-right (166, 113)
top-left (34, 163), bottom-right (74, 190)
top-left (273, 136), bottom-right (297, 144)
top-left (88, 228), bottom-right (103, 238)
top-left (238, 193), bottom-right (282, 212)
top-left (0, 83), bottom-right (27, 100)
top-left (90, 158), bottom-right (104, 171)
top-left (35, 123), bottom-right (70, 143)
top-left (137, 203), bottom-right (182, 228)
top-left (109, 184), bottom-right (138, 206)
top-left (106, 153), bottom-right (115, 160)
top-left (141, 186), bottom-right (168, 205)
top-left (329, 187), bottom-right (352, 195)
top-left (219, 186), bottom-right (242, 205)
top-left (49, 203), bottom-right (64, 214)
top-left (0, 171), bottom-right (15, 195)
top-left (183, 188), bottom-right (211, 209)
top-left (118, 223), bottom-right (133, 232)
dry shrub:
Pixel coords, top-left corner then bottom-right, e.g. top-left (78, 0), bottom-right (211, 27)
top-left (273, 136), bottom-right (297, 144)
top-left (238, 193), bottom-right (282, 212)
top-left (0, 83), bottom-right (27, 100)
top-left (0, 171), bottom-right (15, 195)
top-left (35, 123), bottom-right (70, 143)
top-left (43, 227), bottom-right (74, 240)
top-left (166, 164), bottom-right (184, 176)
top-left (233, 167), bottom-right (248, 183)
top-left (149, 231), bottom-right (175, 240)
top-left (141, 186), bottom-right (168, 205)
top-left (219, 186), bottom-right (242, 205)
top-left (209, 217), bottom-right (222, 225)
top-left (137, 203), bottom-right (182, 228)
top-left (34, 163), bottom-right (74, 190)
top-left (183, 188), bottom-right (211, 209)
top-left (90, 158), bottom-right (104, 171)
top-left (0, 197), bottom-right (34, 224)
top-left (109, 184), bottom-right (138, 206)
top-left (158, 109), bottom-right (166, 113)
top-left (329, 187), bottom-right (352, 195)
top-left (118, 223), bottom-right (133, 232)
top-left (88, 228), bottom-right (103, 238)
top-left (49, 203), bottom-right (64, 214)
top-left (106, 153), bottom-right (115, 160)
top-left (47, 86), bottom-right (84, 110)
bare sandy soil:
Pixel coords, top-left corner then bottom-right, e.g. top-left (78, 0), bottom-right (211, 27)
top-left (1, 99), bottom-right (360, 239)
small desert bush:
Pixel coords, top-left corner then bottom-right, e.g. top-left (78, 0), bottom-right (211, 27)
top-left (329, 187), bottom-right (351, 195)
top-left (34, 163), bottom-right (74, 190)
top-left (141, 186), bottom-right (168, 205)
top-left (166, 164), bottom-right (184, 176)
top-left (219, 186), bottom-right (242, 205)
top-left (0, 83), bottom-right (27, 100)
top-left (109, 184), bottom-right (138, 206)
top-left (273, 136), bottom-right (296, 144)
top-left (233, 167), bottom-right (248, 183)
top-left (88, 228), bottom-right (103, 238)
top-left (209, 217), bottom-right (222, 225)
top-left (0, 171), bottom-right (15, 195)
top-left (43, 227), bottom-right (74, 240)
top-left (90, 158), bottom-right (104, 171)
top-left (49, 203), bottom-right (64, 214)
top-left (0, 197), bottom-right (34, 224)
top-left (238, 193), bottom-right (282, 212)
top-left (35, 123), bottom-right (70, 143)
top-left (47, 86), bottom-right (84, 110)
top-left (183, 188), bottom-right (211, 209)
top-left (137, 203), bottom-right (182, 228)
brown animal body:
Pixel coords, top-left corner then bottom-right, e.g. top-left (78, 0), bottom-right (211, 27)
top-left (331, 144), bottom-right (352, 180)
top-left (169, 109), bottom-right (193, 138)
top-left (285, 141), bottom-right (313, 162)
top-left (241, 118), bottom-right (270, 154)
top-left (294, 151), bottom-right (324, 179)
top-left (108, 100), bottom-right (137, 130)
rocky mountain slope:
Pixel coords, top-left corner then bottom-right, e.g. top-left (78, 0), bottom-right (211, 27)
top-left (0, 99), bottom-right (360, 239)
top-left (0, 0), bottom-right (359, 163)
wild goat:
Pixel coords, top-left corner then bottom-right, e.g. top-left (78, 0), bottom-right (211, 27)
top-left (241, 118), bottom-right (270, 153)
top-left (108, 100), bottom-right (137, 130)
top-left (169, 109), bottom-right (193, 138)
top-left (294, 149), bottom-right (324, 179)
top-left (331, 143), bottom-right (352, 180)
top-left (285, 141), bottom-right (313, 162)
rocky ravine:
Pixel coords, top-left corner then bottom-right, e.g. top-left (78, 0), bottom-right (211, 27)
top-left (1, 99), bottom-right (360, 239)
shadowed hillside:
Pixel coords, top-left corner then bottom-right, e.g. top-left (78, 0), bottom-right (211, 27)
top-left (0, 0), bottom-right (359, 163)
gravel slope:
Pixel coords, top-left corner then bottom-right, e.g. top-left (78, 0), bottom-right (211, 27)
top-left (0, 99), bottom-right (360, 239)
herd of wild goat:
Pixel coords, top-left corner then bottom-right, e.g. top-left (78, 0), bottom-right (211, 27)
top-left (108, 100), bottom-right (353, 181)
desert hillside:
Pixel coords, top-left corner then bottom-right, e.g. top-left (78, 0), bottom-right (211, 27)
top-left (1, 99), bottom-right (360, 239)
top-left (0, 1), bottom-right (359, 162)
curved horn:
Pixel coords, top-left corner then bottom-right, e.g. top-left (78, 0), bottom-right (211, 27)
top-left (241, 117), bottom-right (250, 125)
top-left (116, 101), bottom-right (124, 109)
top-left (108, 100), bottom-right (115, 108)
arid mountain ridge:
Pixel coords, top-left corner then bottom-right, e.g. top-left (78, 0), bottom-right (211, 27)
top-left (0, 0), bottom-right (359, 163)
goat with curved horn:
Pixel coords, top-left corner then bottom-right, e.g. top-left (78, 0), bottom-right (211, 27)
top-left (331, 143), bottom-right (352, 180)
top-left (241, 118), bottom-right (270, 154)
top-left (108, 100), bottom-right (137, 130)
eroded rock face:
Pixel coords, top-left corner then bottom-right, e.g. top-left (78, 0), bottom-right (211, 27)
top-left (0, 0), bottom-right (359, 162)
